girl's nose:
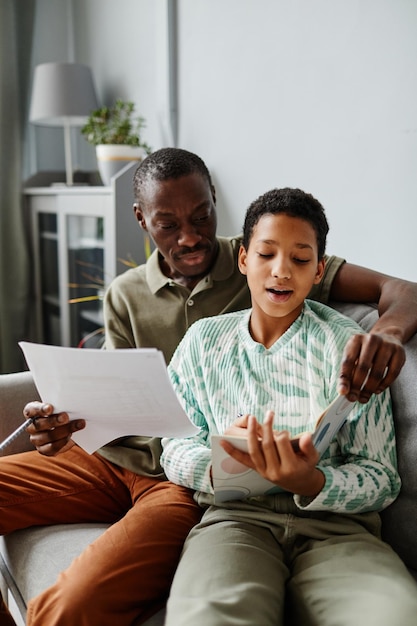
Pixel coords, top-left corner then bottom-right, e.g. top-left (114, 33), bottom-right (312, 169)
top-left (272, 257), bottom-right (291, 280)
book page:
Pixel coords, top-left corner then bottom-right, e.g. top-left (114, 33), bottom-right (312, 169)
top-left (211, 434), bottom-right (283, 504)
top-left (293, 394), bottom-right (354, 455)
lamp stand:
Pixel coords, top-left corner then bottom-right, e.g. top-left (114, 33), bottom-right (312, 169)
top-left (63, 120), bottom-right (74, 186)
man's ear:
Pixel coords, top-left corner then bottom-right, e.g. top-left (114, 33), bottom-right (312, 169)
top-left (133, 203), bottom-right (147, 230)
top-left (211, 184), bottom-right (216, 205)
top-left (238, 245), bottom-right (248, 275)
top-left (313, 258), bottom-right (326, 284)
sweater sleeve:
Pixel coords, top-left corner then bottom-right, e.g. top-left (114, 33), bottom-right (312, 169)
top-left (294, 386), bottom-right (401, 514)
top-left (161, 365), bottom-right (214, 493)
top-left (161, 326), bottom-right (217, 493)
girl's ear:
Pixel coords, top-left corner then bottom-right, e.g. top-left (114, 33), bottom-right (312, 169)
top-left (133, 203), bottom-right (147, 231)
top-left (313, 258), bottom-right (326, 284)
top-left (238, 245), bottom-right (248, 275)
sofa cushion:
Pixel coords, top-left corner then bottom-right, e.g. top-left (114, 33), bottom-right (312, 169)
top-left (0, 524), bottom-right (109, 610)
top-left (332, 302), bottom-right (417, 574)
top-left (0, 523), bottom-right (166, 624)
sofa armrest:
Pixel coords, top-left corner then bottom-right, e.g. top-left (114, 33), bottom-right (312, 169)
top-left (0, 372), bottom-right (40, 456)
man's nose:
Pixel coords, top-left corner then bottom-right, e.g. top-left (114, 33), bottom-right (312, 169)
top-left (178, 224), bottom-right (202, 247)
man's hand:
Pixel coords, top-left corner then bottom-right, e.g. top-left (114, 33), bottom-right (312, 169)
top-left (330, 262), bottom-right (417, 401)
top-left (338, 332), bottom-right (405, 403)
top-left (23, 401), bottom-right (86, 456)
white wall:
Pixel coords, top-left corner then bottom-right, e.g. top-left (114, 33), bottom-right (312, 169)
top-left (30, 0), bottom-right (417, 280)
top-left (29, 0), bottom-right (74, 172)
top-left (176, 0), bottom-right (417, 281)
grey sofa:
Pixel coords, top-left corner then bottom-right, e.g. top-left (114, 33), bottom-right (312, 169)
top-left (0, 303), bottom-right (416, 625)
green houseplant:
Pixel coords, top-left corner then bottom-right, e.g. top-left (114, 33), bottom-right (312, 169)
top-left (81, 99), bottom-right (151, 185)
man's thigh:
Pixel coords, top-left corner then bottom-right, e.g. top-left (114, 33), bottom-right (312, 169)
top-left (166, 510), bottom-right (289, 626)
top-left (27, 479), bottom-right (201, 626)
top-left (0, 446), bottom-right (132, 532)
top-left (289, 531), bottom-right (417, 626)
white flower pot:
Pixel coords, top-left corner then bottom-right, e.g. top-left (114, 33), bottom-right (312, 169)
top-left (96, 144), bottom-right (146, 186)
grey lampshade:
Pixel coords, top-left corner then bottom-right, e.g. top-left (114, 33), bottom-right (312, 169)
top-left (29, 62), bottom-right (99, 126)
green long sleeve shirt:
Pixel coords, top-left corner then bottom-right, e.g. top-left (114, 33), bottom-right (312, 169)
top-left (162, 302), bottom-right (400, 514)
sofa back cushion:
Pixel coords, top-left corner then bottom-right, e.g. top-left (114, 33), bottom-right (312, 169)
top-left (332, 302), bottom-right (417, 572)
top-left (0, 371), bottom-right (40, 457)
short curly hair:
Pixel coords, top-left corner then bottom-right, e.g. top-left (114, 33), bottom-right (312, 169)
top-left (133, 147), bottom-right (214, 204)
top-left (242, 187), bottom-right (329, 259)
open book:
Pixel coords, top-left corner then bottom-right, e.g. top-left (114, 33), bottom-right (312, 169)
top-left (211, 394), bottom-right (355, 504)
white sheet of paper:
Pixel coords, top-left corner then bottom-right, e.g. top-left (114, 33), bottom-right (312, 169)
top-left (19, 342), bottom-right (199, 453)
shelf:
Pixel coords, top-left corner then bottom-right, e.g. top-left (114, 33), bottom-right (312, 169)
top-left (26, 161), bottom-right (143, 347)
top-left (80, 310), bottom-right (104, 326)
top-left (40, 231), bottom-right (58, 241)
top-left (69, 238), bottom-right (105, 250)
top-left (42, 294), bottom-right (60, 308)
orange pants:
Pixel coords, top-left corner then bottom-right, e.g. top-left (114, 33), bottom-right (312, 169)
top-left (0, 446), bottom-right (202, 626)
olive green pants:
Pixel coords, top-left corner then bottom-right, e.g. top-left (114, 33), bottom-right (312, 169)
top-left (165, 494), bottom-right (417, 626)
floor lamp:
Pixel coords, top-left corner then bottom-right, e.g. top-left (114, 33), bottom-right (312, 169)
top-left (29, 62), bottom-right (99, 186)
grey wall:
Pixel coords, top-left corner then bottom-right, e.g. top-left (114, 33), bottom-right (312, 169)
top-left (29, 0), bottom-right (417, 281)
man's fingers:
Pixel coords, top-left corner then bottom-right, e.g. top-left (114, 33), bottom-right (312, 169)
top-left (32, 438), bottom-right (76, 457)
top-left (26, 412), bottom-right (71, 432)
top-left (28, 419), bottom-right (86, 456)
top-left (23, 401), bottom-right (54, 419)
top-left (339, 334), bottom-right (376, 395)
top-left (339, 333), bottom-right (405, 403)
top-left (375, 349), bottom-right (405, 390)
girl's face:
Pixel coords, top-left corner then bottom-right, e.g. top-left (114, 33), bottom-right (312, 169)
top-left (238, 213), bottom-right (325, 346)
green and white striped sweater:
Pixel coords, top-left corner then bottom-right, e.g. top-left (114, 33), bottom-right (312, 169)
top-left (161, 300), bottom-right (400, 514)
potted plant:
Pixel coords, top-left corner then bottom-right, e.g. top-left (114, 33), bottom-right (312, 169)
top-left (81, 99), bottom-right (152, 185)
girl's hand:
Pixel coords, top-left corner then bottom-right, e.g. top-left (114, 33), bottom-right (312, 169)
top-left (224, 413), bottom-right (263, 438)
top-left (220, 410), bottom-right (325, 498)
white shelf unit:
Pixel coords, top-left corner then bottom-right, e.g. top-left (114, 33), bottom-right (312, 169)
top-left (25, 163), bottom-right (146, 347)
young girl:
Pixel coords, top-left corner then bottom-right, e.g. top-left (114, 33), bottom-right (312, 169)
top-left (161, 187), bottom-right (417, 626)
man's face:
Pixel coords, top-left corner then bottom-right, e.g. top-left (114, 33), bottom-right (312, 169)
top-left (134, 173), bottom-right (218, 288)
